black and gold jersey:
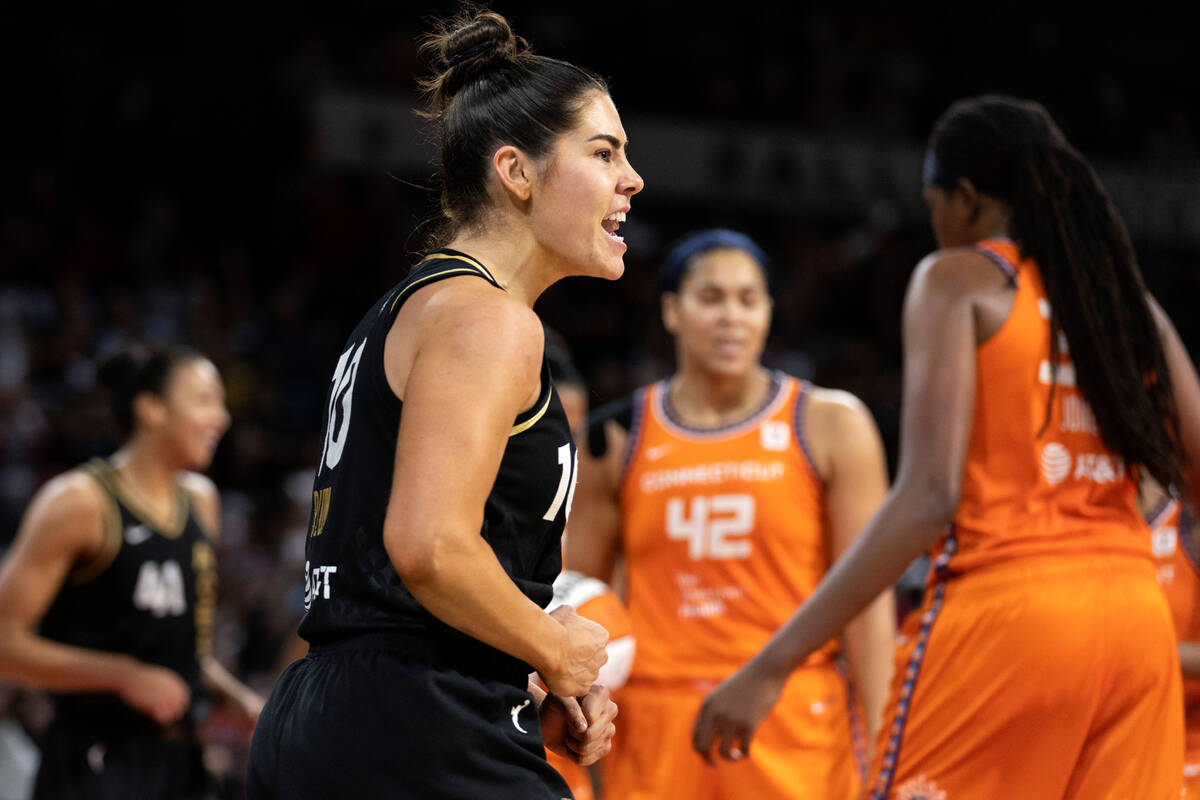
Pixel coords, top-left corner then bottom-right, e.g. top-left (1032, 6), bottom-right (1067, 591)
top-left (39, 458), bottom-right (216, 728)
top-left (297, 249), bottom-right (577, 683)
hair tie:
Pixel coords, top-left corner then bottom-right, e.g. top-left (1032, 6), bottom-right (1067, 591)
top-left (447, 41), bottom-right (498, 69)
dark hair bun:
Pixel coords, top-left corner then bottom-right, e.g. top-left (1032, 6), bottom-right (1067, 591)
top-left (95, 344), bottom-right (199, 438)
top-left (421, 10), bottom-right (527, 114)
top-left (96, 347), bottom-right (146, 396)
top-left (445, 13), bottom-right (517, 69)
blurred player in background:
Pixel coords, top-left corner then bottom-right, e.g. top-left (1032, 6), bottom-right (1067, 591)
top-left (1144, 480), bottom-right (1200, 797)
top-left (695, 95), bottom-right (1200, 799)
top-left (569, 229), bottom-right (894, 799)
top-left (543, 329), bottom-right (636, 800)
top-left (0, 346), bottom-right (262, 800)
top-left (246, 8), bottom-right (642, 798)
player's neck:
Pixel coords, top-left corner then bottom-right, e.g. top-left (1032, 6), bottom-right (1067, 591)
top-left (668, 367), bottom-right (772, 427)
top-left (444, 232), bottom-right (557, 307)
top-left (109, 441), bottom-right (180, 519)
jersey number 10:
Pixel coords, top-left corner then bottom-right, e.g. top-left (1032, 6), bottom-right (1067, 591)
top-left (666, 494), bottom-right (755, 560)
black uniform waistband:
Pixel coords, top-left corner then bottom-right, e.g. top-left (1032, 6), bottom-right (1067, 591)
top-left (306, 630), bottom-right (532, 688)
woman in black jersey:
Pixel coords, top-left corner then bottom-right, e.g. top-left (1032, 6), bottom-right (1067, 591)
top-left (246, 9), bottom-right (642, 800)
top-left (0, 346), bottom-right (263, 799)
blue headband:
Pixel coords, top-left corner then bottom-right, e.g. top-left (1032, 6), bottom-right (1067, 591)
top-left (922, 149), bottom-right (956, 189)
top-left (660, 229), bottom-right (769, 294)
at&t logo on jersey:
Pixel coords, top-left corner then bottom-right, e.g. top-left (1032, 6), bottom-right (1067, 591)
top-left (304, 561), bottom-right (338, 610)
top-left (1040, 443), bottom-right (1072, 486)
top-left (1039, 443), bottom-right (1125, 487)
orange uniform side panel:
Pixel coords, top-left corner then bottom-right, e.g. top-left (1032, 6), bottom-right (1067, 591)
top-left (938, 239), bottom-right (1148, 575)
top-left (618, 375), bottom-right (835, 684)
top-left (1149, 499), bottom-right (1200, 778)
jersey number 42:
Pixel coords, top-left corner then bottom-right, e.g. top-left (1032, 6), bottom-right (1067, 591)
top-left (666, 494), bottom-right (755, 560)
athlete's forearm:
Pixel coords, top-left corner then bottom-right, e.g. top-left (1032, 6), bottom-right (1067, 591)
top-left (753, 488), bottom-right (948, 681)
top-left (201, 656), bottom-right (262, 715)
top-left (842, 592), bottom-right (895, 743)
top-left (400, 533), bottom-right (565, 675)
top-left (0, 624), bottom-right (139, 693)
top-left (1180, 642), bottom-right (1200, 680)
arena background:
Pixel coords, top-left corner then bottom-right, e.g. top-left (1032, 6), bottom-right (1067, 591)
top-left (2, 3), bottom-right (1198, 796)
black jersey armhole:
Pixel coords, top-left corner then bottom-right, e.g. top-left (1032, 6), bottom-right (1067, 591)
top-left (586, 396), bottom-right (635, 458)
top-left (70, 461), bottom-right (125, 586)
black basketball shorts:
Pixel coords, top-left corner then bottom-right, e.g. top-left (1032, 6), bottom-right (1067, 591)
top-left (246, 639), bottom-right (573, 799)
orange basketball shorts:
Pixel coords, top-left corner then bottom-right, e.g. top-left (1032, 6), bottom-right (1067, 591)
top-left (603, 663), bottom-right (864, 800)
top-left (866, 555), bottom-right (1183, 800)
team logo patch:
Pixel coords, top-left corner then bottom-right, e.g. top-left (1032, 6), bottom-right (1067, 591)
top-left (897, 774), bottom-right (946, 800)
top-left (1039, 443), bottom-right (1071, 486)
top-left (759, 421), bottom-right (790, 452)
top-left (1152, 525), bottom-right (1178, 558)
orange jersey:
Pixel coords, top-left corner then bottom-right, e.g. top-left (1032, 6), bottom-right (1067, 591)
top-left (936, 238), bottom-right (1147, 575)
top-left (1150, 499), bottom-right (1200, 745)
top-left (618, 374), bottom-right (833, 684)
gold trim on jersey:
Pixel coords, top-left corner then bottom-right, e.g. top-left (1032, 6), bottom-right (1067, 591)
top-left (510, 391), bottom-right (552, 437)
top-left (69, 463), bottom-right (126, 585)
top-left (85, 458), bottom-right (188, 539)
top-left (419, 251), bottom-right (500, 285)
top-left (388, 253), bottom-right (501, 315)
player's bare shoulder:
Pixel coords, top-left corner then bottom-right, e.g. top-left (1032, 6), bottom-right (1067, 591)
top-left (15, 469), bottom-right (109, 555)
top-left (179, 472), bottom-right (220, 539)
top-left (802, 386), bottom-right (881, 480)
top-left (388, 276), bottom-right (544, 401)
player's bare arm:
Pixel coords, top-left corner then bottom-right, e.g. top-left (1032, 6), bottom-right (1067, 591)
top-left (0, 472), bottom-right (190, 725)
top-left (1149, 297), bottom-right (1200, 501)
top-left (693, 250), bottom-right (1004, 761)
top-left (566, 419), bottom-right (627, 583)
top-left (808, 388), bottom-right (895, 744)
top-left (382, 280), bottom-right (607, 697)
top-left (182, 474), bottom-right (266, 722)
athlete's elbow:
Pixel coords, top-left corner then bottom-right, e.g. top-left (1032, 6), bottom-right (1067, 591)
top-left (893, 472), bottom-right (960, 530)
top-left (385, 531), bottom-right (437, 584)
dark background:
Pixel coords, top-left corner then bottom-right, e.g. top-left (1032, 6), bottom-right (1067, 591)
top-left (1, 3), bottom-right (1198, 794)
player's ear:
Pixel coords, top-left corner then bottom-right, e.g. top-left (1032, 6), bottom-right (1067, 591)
top-left (133, 391), bottom-right (168, 431)
top-left (493, 145), bottom-right (533, 203)
top-left (955, 176), bottom-right (981, 224)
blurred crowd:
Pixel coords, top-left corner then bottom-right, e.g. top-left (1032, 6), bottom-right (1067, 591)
top-left (2, 3), bottom-right (1199, 795)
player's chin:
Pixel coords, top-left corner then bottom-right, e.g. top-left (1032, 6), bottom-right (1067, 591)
top-left (184, 443), bottom-right (218, 471)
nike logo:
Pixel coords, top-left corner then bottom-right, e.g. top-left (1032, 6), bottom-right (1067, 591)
top-left (123, 525), bottom-right (154, 546)
top-left (645, 444), bottom-right (673, 461)
top-left (511, 699), bottom-right (530, 733)
top-left (87, 742), bottom-right (106, 773)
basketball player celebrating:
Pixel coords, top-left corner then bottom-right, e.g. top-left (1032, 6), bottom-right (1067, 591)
top-left (694, 96), bottom-right (1200, 799)
top-left (569, 229), bottom-right (895, 799)
top-left (246, 9), bottom-right (643, 799)
top-left (0, 347), bottom-right (263, 799)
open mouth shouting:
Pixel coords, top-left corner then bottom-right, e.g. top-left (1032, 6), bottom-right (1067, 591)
top-left (603, 210), bottom-right (627, 244)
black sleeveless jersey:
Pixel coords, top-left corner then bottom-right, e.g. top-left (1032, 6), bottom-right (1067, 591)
top-left (39, 459), bottom-right (216, 728)
top-left (297, 250), bottom-right (577, 681)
